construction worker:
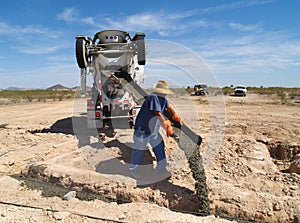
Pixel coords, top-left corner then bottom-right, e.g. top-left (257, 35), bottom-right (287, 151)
top-left (194, 85), bottom-right (199, 94)
top-left (129, 80), bottom-right (183, 175)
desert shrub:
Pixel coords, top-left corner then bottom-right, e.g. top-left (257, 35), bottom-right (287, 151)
top-left (0, 90), bottom-right (75, 103)
top-left (276, 91), bottom-right (288, 104)
top-left (288, 91), bottom-right (300, 99)
top-left (185, 87), bottom-right (194, 94)
top-left (222, 87), bottom-right (232, 95)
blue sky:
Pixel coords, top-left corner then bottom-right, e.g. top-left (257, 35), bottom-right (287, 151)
top-left (0, 0), bottom-right (299, 89)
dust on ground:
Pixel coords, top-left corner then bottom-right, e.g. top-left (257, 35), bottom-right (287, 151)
top-left (0, 92), bottom-right (299, 222)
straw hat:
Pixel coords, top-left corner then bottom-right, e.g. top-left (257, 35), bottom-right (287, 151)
top-left (152, 80), bottom-right (174, 95)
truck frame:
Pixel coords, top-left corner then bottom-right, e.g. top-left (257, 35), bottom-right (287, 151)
top-left (75, 30), bottom-right (146, 129)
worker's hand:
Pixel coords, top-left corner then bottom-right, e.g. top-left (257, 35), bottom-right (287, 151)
top-left (164, 120), bottom-right (173, 137)
top-left (166, 126), bottom-right (173, 137)
top-left (172, 113), bottom-right (183, 125)
top-left (164, 120), bottom-right (171, 129)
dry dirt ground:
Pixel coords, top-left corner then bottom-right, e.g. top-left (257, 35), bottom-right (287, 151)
top-left (0, 92), bottom-right (299, 223)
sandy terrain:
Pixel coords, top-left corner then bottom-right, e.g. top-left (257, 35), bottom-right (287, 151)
top-left (0, 92), bottom-right (299, 222)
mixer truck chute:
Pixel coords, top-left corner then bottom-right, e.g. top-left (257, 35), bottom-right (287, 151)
top-left (75, 30), bottom-right (146, 129)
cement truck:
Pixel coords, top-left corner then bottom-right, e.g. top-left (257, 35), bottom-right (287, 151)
top-left (75, 30), bottom-right (146, 129)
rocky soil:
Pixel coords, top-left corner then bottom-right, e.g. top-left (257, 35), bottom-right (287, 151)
top-left (0, 92), bottom-right (299, 222)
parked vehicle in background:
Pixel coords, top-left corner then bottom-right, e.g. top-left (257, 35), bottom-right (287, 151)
top-left (234, 85), bottom-right (247, 97)
top-left (194, 84), bottom-right (209, 95)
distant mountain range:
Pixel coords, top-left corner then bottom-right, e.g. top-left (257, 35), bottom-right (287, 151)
top-left (1, 84), bottom-right (74, 91)
top-left (4, 87), bottom-right (28, 90)
top-left (46, 84), bottom-right (70, 90)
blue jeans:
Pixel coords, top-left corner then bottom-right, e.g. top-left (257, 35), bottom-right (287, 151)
top-left (130, 129), bottom-right (166, 172)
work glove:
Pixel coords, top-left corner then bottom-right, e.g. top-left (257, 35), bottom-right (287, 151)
top-left (164, 120), bottom-right (173, 137)
top-left (172, 113), bottom-right (183, 125)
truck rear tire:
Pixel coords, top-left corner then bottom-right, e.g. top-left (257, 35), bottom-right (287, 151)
top-left (133, 33), bottom-right (146, 65)
top-left (76, 38), bottom-right (89, 68)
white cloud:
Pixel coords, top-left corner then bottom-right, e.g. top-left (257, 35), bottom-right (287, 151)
top-left (229, 22), bottom-right (262, 32)
top-left (199, 0), bottom-right (278, 14)
top-left (103, 12), bottom-right (220, 37)
top-left (13, 45), bottom-right (61, 54)
top-left (0, 21), bottom-right (65, 55)
top-left (56, 8), bottom-right (78, 22)
top-left (47, 55), bottom-right (75, 63)
top-left (81, 17), bottom-right (95, 26)
top-left (0, 22), bottom-right (61, 38)
top-left (57, 8), bottom-right (98, 26)
top-left (54, 8), bottom-right (209, 37)
top-left (196, 31), bottom-right (300, 78)
top-left (167, 10), bottom-right (196, 20)
top-left (104, 12), bottom-right (175, 36)
top-left (55, 0), bottom-right (278, 38)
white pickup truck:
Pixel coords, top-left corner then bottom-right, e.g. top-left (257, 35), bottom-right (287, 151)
top-left (234, 85), bottom-right (247, 97)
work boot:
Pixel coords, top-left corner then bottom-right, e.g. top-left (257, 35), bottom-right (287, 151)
top-left (129, 164), bottom-right (138, 171)
top-left (156, 159), bottom-right (167, 173)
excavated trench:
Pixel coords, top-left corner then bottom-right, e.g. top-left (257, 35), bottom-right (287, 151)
top-left (259, 140), bottom-right (300, 172)
top-left (22, 160), bottom-right (202, 213)
top-left (27, 119), bottom-right (210, 215)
